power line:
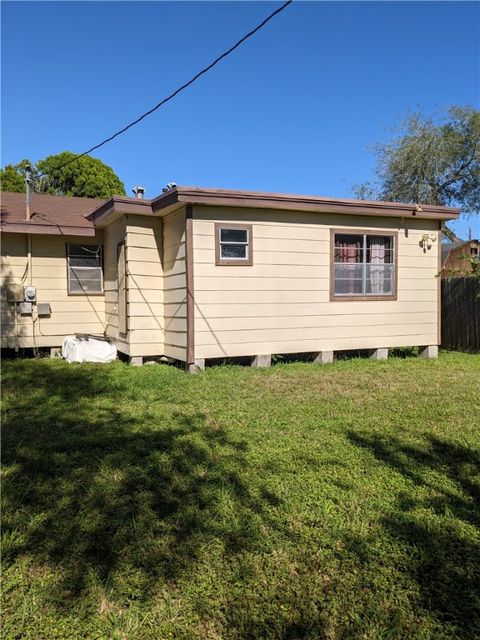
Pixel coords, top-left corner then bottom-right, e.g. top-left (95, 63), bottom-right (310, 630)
top-left (36, 0), bottom-right (293, 179)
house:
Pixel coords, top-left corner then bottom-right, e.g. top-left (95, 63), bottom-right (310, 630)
top-left (441, 239), bottom-right (480, 274)
top-left (1, 186), bottom-right (459, 370)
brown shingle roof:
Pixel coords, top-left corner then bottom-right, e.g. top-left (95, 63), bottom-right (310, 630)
top-left (0, 192), bottom-right (106, 236)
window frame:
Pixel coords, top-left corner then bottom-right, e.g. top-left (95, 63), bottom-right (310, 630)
top-left (66, 242), bottom-right (104, 296)
top-left (330, 228), bottom-right (398, 301)
top-left (215, 223), bottom-right (253, 266)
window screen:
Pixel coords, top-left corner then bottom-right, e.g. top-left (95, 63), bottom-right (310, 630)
top-left (334, 233), bottom-right (395, 297)
top-left (67, 244), bottom-right (103, 294)
top-left (216, 225), bottom-right (252, 265)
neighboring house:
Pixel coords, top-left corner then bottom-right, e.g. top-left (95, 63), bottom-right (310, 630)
top-left (1, 187), bottom-right (459, 369)
top-left (441, 239), bottom-right (480, 273)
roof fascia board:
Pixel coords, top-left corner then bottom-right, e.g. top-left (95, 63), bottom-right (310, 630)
top-left (0, 224), bottom-right (97, 236)
top-left (175, 185), bottom-right (459, 212)
top-left (150, 189), bottom-right (181, 212)
top-left (176, 192), bottom-right (459, 221)
top-left (150, 187), bottom-right (460, 221)
top-left (32, 187), bottom-right (461, 232)
top-left (88, 197), bottom-right (155, 226)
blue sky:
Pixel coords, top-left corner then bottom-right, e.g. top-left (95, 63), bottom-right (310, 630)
top-left (2, 1), bottom-right (479, 238)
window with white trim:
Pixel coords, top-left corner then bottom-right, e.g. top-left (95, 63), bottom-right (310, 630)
top-left (67, 244), bottom-right (103, 294)
top-left (215, 224), bottom-right (252, 265)
top-left (333, 233), bottom-right (395, 298)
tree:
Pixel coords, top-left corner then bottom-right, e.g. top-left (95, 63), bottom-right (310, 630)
top-left (0, 159), bottom-right (32, 193)
top-left (0, 152), bottom-right (126, 198)
top-left (353, 107), bottom-right (480, 233)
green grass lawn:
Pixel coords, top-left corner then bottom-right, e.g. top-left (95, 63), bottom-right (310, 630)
top-left (1, 352), bottom-right (480, 639)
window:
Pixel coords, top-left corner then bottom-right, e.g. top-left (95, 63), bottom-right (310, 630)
top-left (215, 223), bottom-right (253, 265)
top-left (332, 232), bottom-right (396, 299)
top-left (67, 244), bottom-right (103, 294)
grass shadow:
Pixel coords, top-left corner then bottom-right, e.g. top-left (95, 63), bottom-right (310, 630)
top-left (347, 431), bottom-right (480, 638)
top-left (2, 360), bottom-right (280, 601)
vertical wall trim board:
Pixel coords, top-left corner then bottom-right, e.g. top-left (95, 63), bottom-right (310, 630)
top-left (125, 217), bottom-right (130, 338)
top-left (117, 241), bottom-right (127, 335)
top-left (437, 222), bottom-right (442, 345)
top-left (186, 206), bottom-right (195, 365)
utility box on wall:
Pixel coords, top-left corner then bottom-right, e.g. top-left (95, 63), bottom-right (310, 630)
top-left (37, 303), bottom-right (52, 316)
top-left (19, 302), bottom-right (33, 315)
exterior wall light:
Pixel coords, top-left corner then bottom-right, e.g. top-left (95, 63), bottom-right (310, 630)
top-left (420, 234), bottom-right (437, 251)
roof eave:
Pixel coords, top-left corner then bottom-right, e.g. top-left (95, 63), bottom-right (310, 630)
top-left (152, 186), bottom-right (460, 221)
top-left (0, 223), bottom-right (96, 236)
top-left (88, 196), bottom-right (155, 226)
top-left (56, 187), bottom-right (463, 229)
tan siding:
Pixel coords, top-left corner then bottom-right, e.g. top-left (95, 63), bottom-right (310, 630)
top-left (1, 203), bottom-right (444, 361)
top-left (192, 286), bottom-right (437, 306)
top-left (192, 206), bottom-right (440, 360)
top-left (196, 324), bottom-right (438, 346)
top-left (195, 335), bottom-right (438, 359)
top-left (3, 299), bottom-right (105, 313)
top-left (127, 274), bottom-right (163, 289)
top-left (194, 311), bottom-right (437, 332)
top-left (103, 217), bottom-right (129, 353)
top-left (162, 259), bottom-right (186, 277)
top-left (127, 232), bottom-right (162, 250)
top-left (164, 242), bottom-right (186, 263)
top-left (161, 344), bottom-right (187, 362)
top-left (128, 316), bottom-right (166, 331)
top-left (164, 317), bottom-right (189, 332)
top-left (1, 214), bottom-right (165, 356)
top-left (128, 289), bottom-right (164, 304)
top-left (163, 209), bottom-right (187, 361)
top-left (163, 273), bottom-right (187, 290)
top-left (192, 299), bottom-right (437, 320)
top-left (164, 303), bottom-right (187, 318)
top-left (126, 247), bottom-right (162, 263)
top-left (1, 232), bottom-right (106, 348)
top-left (103, 214), bottom-right (164, 356)
top-left (128, 302), bottom-right (164, 316)
top-left (125, 215), bottom-right (164, 356)
top-left (129, 342), bottom-right (166, 358)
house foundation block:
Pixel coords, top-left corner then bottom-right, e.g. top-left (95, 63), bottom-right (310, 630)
top-left (420, 345), bottom-right (438, 359)
top-left (187, 359), bottom-right (205, 374)
top-left (50, 347), bottom-right (62, 359)
top-left (252, 354), bottom-right (271, 368)
top-left (129, 356), bottom-right (143, 366)
top-left (370, 348), bottom-right (389, 361)
top-left (314, 350), bottom-right (334, 364)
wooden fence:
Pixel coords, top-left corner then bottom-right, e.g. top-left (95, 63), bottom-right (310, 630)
top-left (441, 277), bottom-right (480, 352)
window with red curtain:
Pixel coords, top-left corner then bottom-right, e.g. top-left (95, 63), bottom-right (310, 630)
top-left (333, 233), bottom-right (395, 297)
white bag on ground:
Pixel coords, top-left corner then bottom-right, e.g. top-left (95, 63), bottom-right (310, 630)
top-left (62, 335), bottom-right (117, 363)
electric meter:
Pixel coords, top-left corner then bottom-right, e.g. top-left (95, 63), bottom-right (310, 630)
top-left (24, 285), bottom-right (37, 303)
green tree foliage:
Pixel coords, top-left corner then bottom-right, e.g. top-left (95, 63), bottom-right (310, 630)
top-left (0, 159), bottom-right (32, 193)
top-left (0, 152), bottom-right (125, 198)
top-left (354, 106), bottom-right (480, 215)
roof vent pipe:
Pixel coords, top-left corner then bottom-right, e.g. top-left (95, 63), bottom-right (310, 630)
top-left (132, 185), bottom-right (145, 199)
top-left (162, 182), bottom-right (177, 193)
top-left (25, 165), bottom-right (32, 220)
